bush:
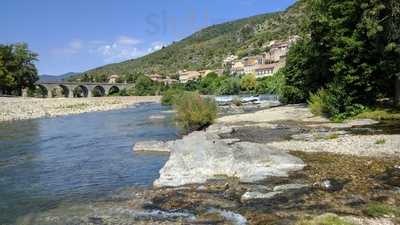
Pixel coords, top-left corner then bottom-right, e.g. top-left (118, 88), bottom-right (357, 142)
top-left (364, 202), bottom-right (400, 218)
top-left (280, 85), bottom-right (305, 104)
top-left (161, 89), bottom-right (184, 105)
top-left (174, 92), bottom-right (217, 131)
top-left (240, 74), bottom-right (257, 92)
top-left (308, 89), bottom-right (329, 116)
top-left (217, 78), bottom-right (240, 95)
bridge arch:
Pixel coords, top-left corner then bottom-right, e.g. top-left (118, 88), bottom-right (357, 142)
top-left (92, 86), bottom-right (106, 97)
top-left (50, 85), bottom-right (70, 98)
top-left (107, 86), bottom-right (120, 96)
top-left (36, 84), bottom-right (49, 98)
top-left (73, 85), bottom-right (89, 98)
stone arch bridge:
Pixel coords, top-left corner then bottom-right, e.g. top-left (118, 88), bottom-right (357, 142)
top-left (30, 81), bottom-right (132, 98)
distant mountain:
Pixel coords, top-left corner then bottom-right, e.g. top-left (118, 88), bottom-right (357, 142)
top-left (72, 0), bottom-right (307, 81)
top-left (39, 72), bottom-right (78, 82)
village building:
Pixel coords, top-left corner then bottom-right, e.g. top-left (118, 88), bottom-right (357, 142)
top-left (225, 36), bottom-right (299, 78)
top-left (178, 70), bottom-right (202, 83)
top-left (149, 74), bottom-right (178, 85)
top-left (149, 74), bottom-right (165, 82)
top-left (108, 74), bottom-right (120, 84)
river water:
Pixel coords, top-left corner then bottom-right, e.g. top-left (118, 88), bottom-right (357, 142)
top-left (0, 103), bottom-right (180, 225)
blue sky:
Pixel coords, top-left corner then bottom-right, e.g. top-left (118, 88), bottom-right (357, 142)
top-left (1, 0), bottom-right (296, 75)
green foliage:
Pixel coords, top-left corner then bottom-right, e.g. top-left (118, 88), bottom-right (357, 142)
top-left (240, 74), bottom-right (257, 92)
top-left (375, 139), bottom-right (386, 145)
top-left (199, 73), bottom-right (221, 95)
top-left (354, 108), bottom-right (400, 121)
top-left (129, 75), bottom-right (157, 96)
top-left (174, 92), bottom-right (217, 131)
top-left (308, 89), bottom-right (329, 116)
top-left (217, 77), bottom-right (241, 95)
top-left (0, 43), bottom-right (38, 95)
top-left (161, 89), bottom-right (184, 106)
top-left (364, 202), bottom-right (400, 218)
top-left (297, 214), bottom-right (355, 225)
top-left (282, 0), bottom-right (400, 119)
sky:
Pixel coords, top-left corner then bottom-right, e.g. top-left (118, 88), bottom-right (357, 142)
top-left (1, 0), bottom-right (296, 75)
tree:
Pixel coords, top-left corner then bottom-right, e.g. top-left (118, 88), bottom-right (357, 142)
top-left (217, 77), bottom-right (240, 95)
top-left (0, 43), bottom-right (38, 95)
top-left (282, 0), bottom-right (400, 117)
top-left (240, 74), bottom-right (257, 92)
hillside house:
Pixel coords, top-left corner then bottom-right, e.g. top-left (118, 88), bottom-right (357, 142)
top-left (108, 74), bottom-right (120, 84)
top-left (178, 70), bottom-right (202, 83)
top-left (225, 36), bottom-right (299, 78)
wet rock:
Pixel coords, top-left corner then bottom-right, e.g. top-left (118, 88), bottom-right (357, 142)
top-left (240, 191), bottom-right (283, 203)
top-left (343, 195), bottom-right (367, 207)
top-left (88, 217), bottom-right (104, 225)
top-left (273, 183), bottom-right (308, 192)
top-left (376, 166), bottom-right (400, 187)
top-left (313, 178), bottom-right (346, 192)
top-left (133, 141), bottom-right (170, 153)
top-left (154, 131), bottom-right (305, 187)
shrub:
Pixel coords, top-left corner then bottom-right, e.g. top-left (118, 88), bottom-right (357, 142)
top-left (232, 97), bottom-right (242, 106)
top-left (354, 109), bottom-right (400, 121)
top-left (375, 139), bottom-right (386, 145)
top-left (364, 202), bottom-right (400, 218)
top-left (240, 74), bottom-right (257, 92)
top-left (161, 89), bottom-right (183, 105)
top-left (308, 89), bottom-right (329, 116)
top-left (217, 78), bottom-right (240, 95)
top-left (280, 85), bottom-right (305, 104)
top-left (174, 92), bottom-right (217, 131)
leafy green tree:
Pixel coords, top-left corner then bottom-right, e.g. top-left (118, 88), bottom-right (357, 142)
top-left (130, 75), bottom-right (155, 96)
top-left (217, 77), bottom-right (240, 95)
top-left (0, 43), bottom-right (38, 95)
top-left (283, 0), bottom-right (400, 118)
top-left (240, 74), bottom-right (257, 92)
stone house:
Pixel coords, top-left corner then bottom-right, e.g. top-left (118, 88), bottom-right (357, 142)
top-left (178, 70), bottom-right (202, 83)
top-left (108, 74), bottom-right (120, 84)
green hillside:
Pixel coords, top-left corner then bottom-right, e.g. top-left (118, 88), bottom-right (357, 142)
top-left (73, 0), bottom-right (307, 81)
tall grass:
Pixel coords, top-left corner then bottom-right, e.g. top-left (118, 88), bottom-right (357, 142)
top-left (174, 92), bottom-right (217, 131)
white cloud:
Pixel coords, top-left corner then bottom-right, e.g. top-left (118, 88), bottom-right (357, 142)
top-left (52, 39), bottom-right (83, 55)
top-left (92, 36), bottom-right (146, 63)
top-left (148, 41), bottom-right (165, 53)
top-left (116, 35), bottom-right (141, 45)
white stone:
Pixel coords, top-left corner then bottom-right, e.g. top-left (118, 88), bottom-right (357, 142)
top-left (240, 191), bottom-right (283, 202)
top-left (154, 131), bottom-right (305, 187)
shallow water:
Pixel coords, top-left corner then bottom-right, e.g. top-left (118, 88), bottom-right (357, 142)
top-left (0, 103), bottom-right (180, 225)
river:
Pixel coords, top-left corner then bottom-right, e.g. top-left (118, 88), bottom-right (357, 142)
top-left (0, 103), bottom-right (180, 225)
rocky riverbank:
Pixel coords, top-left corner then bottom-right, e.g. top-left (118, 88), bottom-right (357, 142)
top-left (0, 96), bottom-right (160, 122)
top-left (18, 104), bottom-right (400, 225)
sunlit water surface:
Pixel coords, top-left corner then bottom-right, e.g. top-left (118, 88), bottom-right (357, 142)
top-left (0, 103), bottom-right (179, 224)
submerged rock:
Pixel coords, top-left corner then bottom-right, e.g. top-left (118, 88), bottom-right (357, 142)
top-left (133, 141), bottom-right (171, 153)
top-left (154, 131), bottom-right (305, 187)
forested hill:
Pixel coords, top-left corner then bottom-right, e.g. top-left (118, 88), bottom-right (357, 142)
top-left (74, 0), bottom-right (307, 80)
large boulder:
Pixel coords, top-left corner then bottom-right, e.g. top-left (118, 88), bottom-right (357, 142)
top-left (154, 131), bottom-right (305, 187)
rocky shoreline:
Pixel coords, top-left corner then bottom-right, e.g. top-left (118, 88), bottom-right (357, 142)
top-left (0, 96), bottom-right (161, 122)
top-left (19, 104), bottom-right (400, 225)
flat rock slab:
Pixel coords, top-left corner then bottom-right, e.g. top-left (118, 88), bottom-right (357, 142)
top-left (154, 131), bottom-right (305, 187)
top-left (133, 141), bottom-right (170, 153)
